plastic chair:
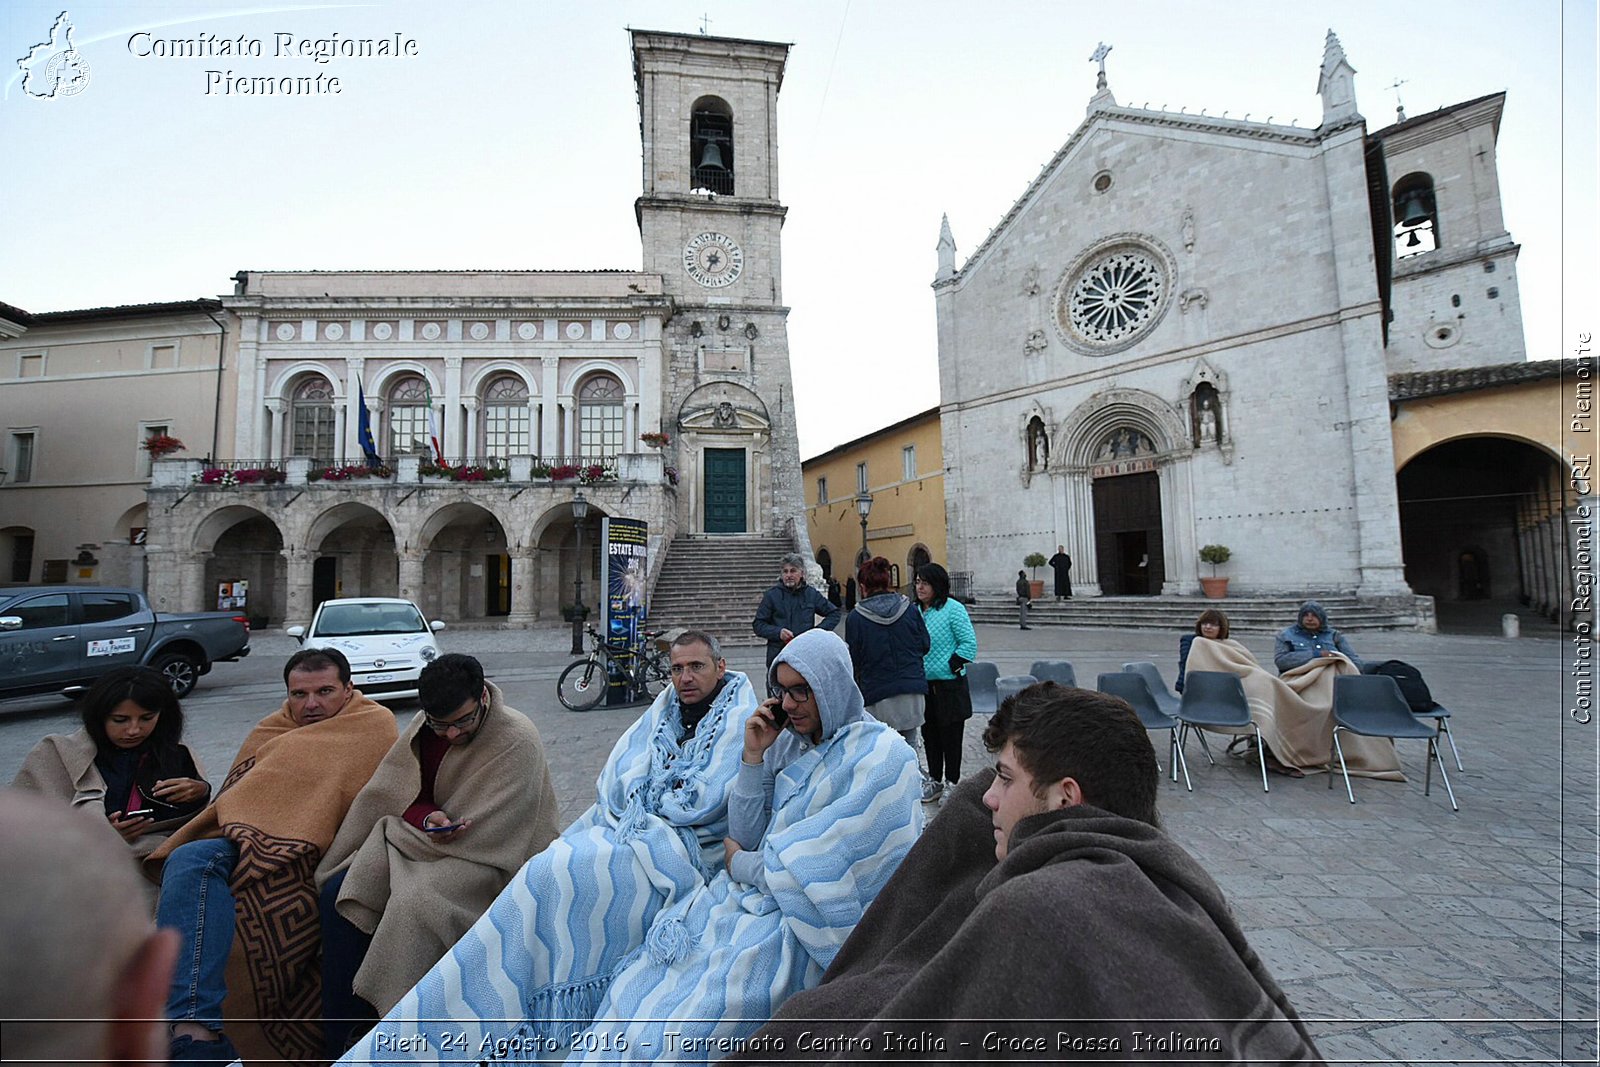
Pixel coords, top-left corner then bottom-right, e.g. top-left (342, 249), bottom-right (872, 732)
top-left (1122, 661), bottom-right (1181, 718)
top-left (966, 661), bottom-right (1001, 716)
top-left (1176, 671), bottom-right (1269, 793)
top-left (1421, 703), bottom-right (1464, 771)
top-left (995, 675), bottom-right (1039, 709)
top-left (1098, 672), bottom-right (1190, 790)
top-left (1029, 661), bottom-right (1078, 687)
top-left (1331, 675), bottom-right (1458, 811)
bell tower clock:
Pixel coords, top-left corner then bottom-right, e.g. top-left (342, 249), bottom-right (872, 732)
top-left (631, 29), bottom-right (809, 542)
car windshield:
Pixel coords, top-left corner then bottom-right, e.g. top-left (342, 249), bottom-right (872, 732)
top-left (314, 603), bottom-right (427, 637)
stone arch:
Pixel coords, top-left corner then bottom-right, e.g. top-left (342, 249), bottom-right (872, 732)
top-left (560, 360), bottom-right (638, 398)
top-left (193, 504), bottom-right (285, 553)
top-left (677, 381), bottom-right (772, 535)
top-left (466, 361), bottom-right (539, 396)
top-left (368, 361), bottom-right (442, 397)
top-left (1393, 428), bottom-right (1564, 473)
top-left (1058, 388), bottom-right (1190, 466)
top-left (416, 500), bottom-right (508, 552)
top-left (192, 504), bottom-right (286, 625)
top-left (111, 502), bottom-right (148, 541)
top-left (302, 501), bottom-right (398, 604)
top-left (531, 499), bottom-right (612, 621)
top-left (689, 94), bottom-right (735, 195)
top-left (407, 501), bottom-right (512, 621)
top-left (268, 361), bottom-right (347, 402)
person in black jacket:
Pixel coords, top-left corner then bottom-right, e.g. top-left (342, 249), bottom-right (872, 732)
top-left (752, 553), bottom-right (841, 668)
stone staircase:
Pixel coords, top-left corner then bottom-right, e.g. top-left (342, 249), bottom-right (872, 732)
top-left (966, 594), bottom-right (1437, 633)
top-left (648, 535), bottom-right (796, 646)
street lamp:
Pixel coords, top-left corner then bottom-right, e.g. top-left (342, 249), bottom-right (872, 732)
top-left (854, 490), bottom-right (873, 565)
top-left (570, 491), bottom-right (590, 655)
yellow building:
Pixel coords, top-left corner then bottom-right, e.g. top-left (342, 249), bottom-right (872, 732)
top-left (802, 406), bottom-right (946, 592)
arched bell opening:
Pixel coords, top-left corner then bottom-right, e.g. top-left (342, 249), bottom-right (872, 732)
top-left (690, 96), bottom-right (734, 195)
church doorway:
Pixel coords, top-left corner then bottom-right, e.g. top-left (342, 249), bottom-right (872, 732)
top-left (1092, 471), bottom-right (1163, 595)
top-left (703, 448), bottom-right (747, 533)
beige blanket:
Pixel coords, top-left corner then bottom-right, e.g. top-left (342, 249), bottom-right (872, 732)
top-left (146, 692), bottom-right (398, 1066)
top-left (316, 681), bottom-right (560, 1013)
top-left (1184, 637), bottom-right (1403, 779)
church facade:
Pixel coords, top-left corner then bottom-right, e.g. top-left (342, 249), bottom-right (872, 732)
top-left (934, 33), bottom-right (1531, 604)
top-left (132, 29), bottom-right (808, 625)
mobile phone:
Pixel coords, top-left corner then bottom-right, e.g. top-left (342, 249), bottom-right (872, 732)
top-left (122, 809), bottom-right (155, 818)
top-left (763, 692), bottom-right (789, 728)
top-left (424, 821), bottom-right (465, 833)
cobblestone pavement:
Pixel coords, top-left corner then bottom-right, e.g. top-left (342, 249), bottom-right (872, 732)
top-left (2, 621), bottom-right (1593, 1063)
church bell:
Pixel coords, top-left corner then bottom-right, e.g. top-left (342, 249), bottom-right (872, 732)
top-left (1395, 190), bottom-right (1431, 227)
top-left (697, 140), bottom-right (727, 170)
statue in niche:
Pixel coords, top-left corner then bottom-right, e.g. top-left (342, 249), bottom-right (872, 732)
top-left (1026, 416), bottom-right (1049, 471)
top-left (1190, 383), bottom-right (1223, 447)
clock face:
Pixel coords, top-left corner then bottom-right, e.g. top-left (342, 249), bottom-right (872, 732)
top-left (683, 231), bottom-right (744, 288)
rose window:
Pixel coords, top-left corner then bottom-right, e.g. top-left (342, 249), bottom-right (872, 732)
top-left (1054, 238), bottom-right (1174, 355)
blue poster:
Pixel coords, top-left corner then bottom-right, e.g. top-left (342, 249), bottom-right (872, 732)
top-left (601, 518), bottom-right (649, 703)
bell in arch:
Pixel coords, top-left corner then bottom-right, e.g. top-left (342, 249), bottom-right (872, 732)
top-left (697, 139), bottom-right (727, 170)
top-left (1396, 190), bottom-right (1431, 227)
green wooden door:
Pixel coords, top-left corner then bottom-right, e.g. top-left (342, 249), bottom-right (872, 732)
top-left (703, 448), bottom-right (747, 533)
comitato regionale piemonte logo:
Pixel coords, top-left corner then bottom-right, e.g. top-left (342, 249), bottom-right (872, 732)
top-left (17, 10), bottom-right (91, 99)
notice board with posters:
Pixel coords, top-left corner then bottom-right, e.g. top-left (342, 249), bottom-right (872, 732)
top-left (601, 518), bottom-right (648, 705)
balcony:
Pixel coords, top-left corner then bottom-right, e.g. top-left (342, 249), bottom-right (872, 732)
top-left (152, 452), bottom-right (670, 489)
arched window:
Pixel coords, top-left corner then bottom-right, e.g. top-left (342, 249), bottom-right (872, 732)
top-left (388, 375), bottom-right (431, 456)
top-left (690, 96), bottom-right (734, 195)
top-left (577, 374), bottom-right (624, 460)
top-left (290, 375), bottom-right (337, 461)
top-left (1393, 172), bottom-right (1439, 258)
top-left (481, 375), bottom-right (530, 459)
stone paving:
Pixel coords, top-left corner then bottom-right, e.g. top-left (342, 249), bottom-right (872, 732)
top-left (2, 619), bottom-right (1594, 1063)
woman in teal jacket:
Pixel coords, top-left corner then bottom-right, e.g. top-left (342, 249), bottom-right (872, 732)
top-left (914, 563), bottom-right (978, 804)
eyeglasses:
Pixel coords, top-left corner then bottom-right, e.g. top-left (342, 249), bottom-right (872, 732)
top-left (669, 660), bottom-right (719, 676)
top-left (770, 682), bottom-right (813, 703)
top-left (424, 697), bottom-right (486, 734)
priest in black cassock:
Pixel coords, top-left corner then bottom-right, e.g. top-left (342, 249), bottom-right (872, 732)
top-left (1049, 545), bottom-right (1073, 600)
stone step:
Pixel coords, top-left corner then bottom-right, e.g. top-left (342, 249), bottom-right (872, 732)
top-left (646, 535), bottom-right (799, 639)
top-left (965, 594), bottom-right (1434, 633)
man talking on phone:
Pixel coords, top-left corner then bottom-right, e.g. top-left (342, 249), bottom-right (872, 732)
top-left (316, 653), bottom-right (559, 1058)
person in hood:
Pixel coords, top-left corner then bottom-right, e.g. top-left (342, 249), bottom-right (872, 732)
top-left (723, 681), bottom-right (1324, 1064)
top-left (1274, 600), bottom-right (1364, 673)
top-left (553, 628), bottom-right (923, 1062)
top-left (842, 556), bottom-right (931, 778)
top-left (753, 552), bottom-right (840, 668)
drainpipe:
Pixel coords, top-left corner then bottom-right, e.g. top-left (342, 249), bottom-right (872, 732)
top-left (203, 303), bottom-right (227, 463)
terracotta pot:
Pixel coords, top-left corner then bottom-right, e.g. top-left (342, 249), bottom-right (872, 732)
top-left (1029, 580), bottom-right (1045, 599)
top-left (1200, 577), bottom-right (1229, 599)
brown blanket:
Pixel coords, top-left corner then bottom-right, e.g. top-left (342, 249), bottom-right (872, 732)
top-left (726, 772), bottom-right (1324, 1064)
top-left (146, 692), bottom-right (397, 1066)
top-left (1185, 637), bottom-right (1402, 778)
top-left (316, 681), bottom-right (560, 1013)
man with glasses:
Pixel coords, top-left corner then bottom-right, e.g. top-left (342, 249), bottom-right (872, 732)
top-left (148, 647), bottom-right (397, 1065)
top-left (316, 653), bottom-right (559, 1058)
top-left (338, 631), bottom-right (755, 1066)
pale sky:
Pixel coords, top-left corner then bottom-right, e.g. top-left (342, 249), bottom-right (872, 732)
top-left (2, 0), bottom-right (1594, 457)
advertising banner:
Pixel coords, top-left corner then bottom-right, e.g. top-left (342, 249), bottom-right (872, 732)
top-left (600, 518), bottom-right (649, 704)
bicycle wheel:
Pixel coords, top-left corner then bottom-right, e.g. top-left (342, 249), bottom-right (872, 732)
top-left (641, 651), bottom-right (670, 698)
top-left (557, 657), bottom-right (608, 711)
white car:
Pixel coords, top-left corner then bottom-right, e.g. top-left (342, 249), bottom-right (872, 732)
top-left (286, 597), bottom-right (445, 701)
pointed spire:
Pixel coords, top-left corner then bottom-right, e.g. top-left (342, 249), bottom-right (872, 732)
top-left (936, 214), bottom-right (957, 281)
top-left (1316, 29), bottom-right (1360, 126)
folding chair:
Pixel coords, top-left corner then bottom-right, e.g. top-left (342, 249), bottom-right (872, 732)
top-left (1331, 674), bottom-right (1458, 811)
top-left (1176, 671), bottom-right (1269, 792)
top-left (1098, 672), bottom-right (1190, 789)
top-left (966, 661), bottom-right (1001, 716)
top-left (1368, 660), bottom-right (1464, 771)
top-left (995, 675), bottom-right (1039, 709)
top-left (1029, 661), bottom-right (1078, 687)
top-left (1122, 661), bottom-right (1181, 718)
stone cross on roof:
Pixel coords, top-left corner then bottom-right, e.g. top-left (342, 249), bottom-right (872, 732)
top-left (1090, 41), bottom-right (1112, 90)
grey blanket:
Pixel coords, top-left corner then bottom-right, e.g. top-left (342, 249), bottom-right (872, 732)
top-left (723, 772), bottom-right (1323, 1065)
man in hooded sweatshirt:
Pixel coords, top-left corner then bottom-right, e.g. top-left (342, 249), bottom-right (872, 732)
top-left (1273, 600), bottom-right (1364, 674)
top-left (725, 681), bottom-right (1324, 1065)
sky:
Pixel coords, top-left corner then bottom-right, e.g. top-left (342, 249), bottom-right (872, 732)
top-left (2, 0), bottom-right (1594, 458)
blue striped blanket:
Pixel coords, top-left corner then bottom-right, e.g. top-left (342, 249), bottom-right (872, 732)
top-left (339, 670), bottom-right (754, 1066)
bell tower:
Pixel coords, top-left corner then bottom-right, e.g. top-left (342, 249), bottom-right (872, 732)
top-left (631, 29), bottom-right (807, 542)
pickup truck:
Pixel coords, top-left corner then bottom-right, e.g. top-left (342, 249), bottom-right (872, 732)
top-left (0, 586), bottom-right (251, 700)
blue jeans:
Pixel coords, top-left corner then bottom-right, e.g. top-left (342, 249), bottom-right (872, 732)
top-left (158, 837), bottom-right (240, 1030)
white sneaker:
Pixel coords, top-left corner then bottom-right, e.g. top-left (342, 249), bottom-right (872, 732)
top-left (921, 778), bottom-right (944, 803)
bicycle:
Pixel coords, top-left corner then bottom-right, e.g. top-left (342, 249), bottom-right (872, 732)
top-left (557, 626), bottom-right (670, 711)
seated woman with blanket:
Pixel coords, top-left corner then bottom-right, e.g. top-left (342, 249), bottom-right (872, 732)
top-left (338, 631), bottom-right (756, 1066)
top-left (1183, 627), bottom-right (1401, 780)
top-left (1175, 608), bottom-right (1229, 694)
top-left (12, 666), bottom-right (209, 881)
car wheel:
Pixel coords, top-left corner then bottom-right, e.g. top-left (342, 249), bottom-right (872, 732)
top-left (151, 652), bottom-right (201, 698)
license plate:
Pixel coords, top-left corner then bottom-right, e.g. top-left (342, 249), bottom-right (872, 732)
top-left (364, 673), bottom-right (395, 683)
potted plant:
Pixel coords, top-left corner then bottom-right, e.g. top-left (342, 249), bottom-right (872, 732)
top-left (142, 433), bottom-right (186, 458)
top-left (640, 431), bottom-right (670, 448)
top-left (1023, 552), bottom-right (1048, 600)
top-left (1198, 544), bottom-right (1232, 598)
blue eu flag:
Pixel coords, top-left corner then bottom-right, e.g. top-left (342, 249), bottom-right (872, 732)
top-left (357, 379), bottom-right (382, 468)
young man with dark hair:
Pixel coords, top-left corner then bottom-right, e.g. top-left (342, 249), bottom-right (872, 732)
top-left (148, 648), bottom-right (396, 1064)
top-left (316, 653), bottom-right (559, 1057)
top-left (728, 681), bottom-right (1323, 1064)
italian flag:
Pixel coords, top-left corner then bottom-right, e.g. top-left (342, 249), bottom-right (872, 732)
top-left (425, 384), bottom-right (447, 467)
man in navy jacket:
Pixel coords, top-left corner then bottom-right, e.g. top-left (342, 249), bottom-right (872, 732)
top-left (752, 553), bottom-right (840, 668)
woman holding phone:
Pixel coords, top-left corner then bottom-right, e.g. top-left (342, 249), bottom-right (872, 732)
top-left (11, 665), bottom-right (210, 865)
